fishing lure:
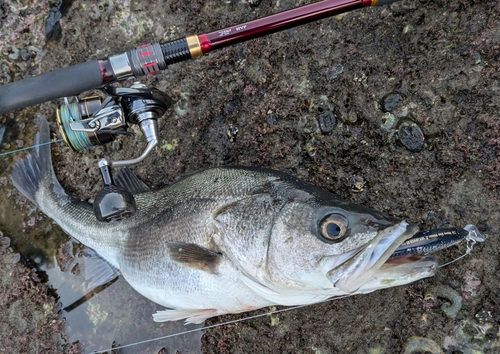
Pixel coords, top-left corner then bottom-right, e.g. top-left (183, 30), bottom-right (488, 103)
top-left (390, 225), bottom-right (484, 260)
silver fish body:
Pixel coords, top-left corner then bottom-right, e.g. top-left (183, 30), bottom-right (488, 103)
top-left (11, 118), bottom-right (437, 323)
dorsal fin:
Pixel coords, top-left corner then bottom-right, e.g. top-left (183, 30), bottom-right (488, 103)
top-left (167, 242), bottom-right (222, 274)
top-left (114, 167), bottom-right (151, 194)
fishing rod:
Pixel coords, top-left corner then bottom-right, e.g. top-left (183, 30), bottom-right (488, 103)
top-left (0, 0), bottom-right (400, 113)
top-left (0, 0), bottom-right (401, 221)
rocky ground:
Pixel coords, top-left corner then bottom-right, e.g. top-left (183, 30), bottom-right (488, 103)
top-left (1, 0), bottom-right (500, 353)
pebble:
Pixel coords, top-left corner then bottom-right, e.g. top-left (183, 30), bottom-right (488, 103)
top-left (347, 111), bottom-right (358, 124)
top-left (20, 48), bottom-right (30, 61)
top-left (247, 0), bottom-right (261, 7)
top-left (1, 60), bottom-right (10, 73)
top-left (8, 46), bottom-right (19, 60)
top-left (45, 2), bottom-right (63, 40)
top-left (380, 92), bottom-right (405, 112)
top-left (227, 124), bottom-right (238, 142)
top-left (397, 119), bottom-right (424, 151)
top-left (89, 5), bottom-right (101, 20)
top-left (327, 64), bottom-right (344, 80)
top-left (306, 143), bottom-right (316, 157)
top-left (348, 175), bottom-right (365, 192)
top-left (317, 110), bottom-right (336, 133)
top-left (265, 113), bottom-right (277, 125)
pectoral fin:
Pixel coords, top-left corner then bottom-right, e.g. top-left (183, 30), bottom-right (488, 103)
top-left (167, 242), bottom-right (222, 274)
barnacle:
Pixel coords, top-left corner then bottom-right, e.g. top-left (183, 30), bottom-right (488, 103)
top-left (425, 285), bottom-right (462, 319)
top-left (403, 336), bottom-right (443, 354)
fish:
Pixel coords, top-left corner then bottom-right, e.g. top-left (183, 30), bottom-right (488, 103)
top-left (11, 117), bottom-right (441, 324)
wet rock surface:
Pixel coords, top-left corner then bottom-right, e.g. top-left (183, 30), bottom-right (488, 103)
top-left (0, 234), bottom-right (68, 353)
top-left (1, 0), bottom-right (500, 353)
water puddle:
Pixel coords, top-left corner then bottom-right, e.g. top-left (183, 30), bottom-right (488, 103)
top-left (0, 117), bottom-right (203, 353)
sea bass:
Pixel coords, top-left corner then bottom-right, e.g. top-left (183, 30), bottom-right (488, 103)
top-left (11, 117), bottom-right (439, 324)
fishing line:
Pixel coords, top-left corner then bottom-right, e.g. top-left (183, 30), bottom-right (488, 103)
top-left (438, 233), bottom-right (479, 268)
top-left (0, 139), bottom-right (63, 157)
top-left (91, 295), bottom-right (352, 354)
top-left (93, 230), bottom-right (483, 353)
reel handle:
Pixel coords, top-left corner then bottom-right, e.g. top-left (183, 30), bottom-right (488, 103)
top-left (93, 160), bottom-right (136, 222)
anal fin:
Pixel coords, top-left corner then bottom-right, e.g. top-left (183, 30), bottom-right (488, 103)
top-left (153, 308), bottom-right (218, 324)
top-left (80, 248), bottom-right (120, 289)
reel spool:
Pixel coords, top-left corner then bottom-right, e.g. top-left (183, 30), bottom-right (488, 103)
top-left (56, 97), bottom-right (127, 151)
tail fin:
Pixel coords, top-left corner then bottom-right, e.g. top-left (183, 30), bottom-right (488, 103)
top-left (11, 116), bottom-right (64, 206)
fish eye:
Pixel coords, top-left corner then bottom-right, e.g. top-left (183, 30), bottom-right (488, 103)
top-left (318, 214), bottom-right (348, 242)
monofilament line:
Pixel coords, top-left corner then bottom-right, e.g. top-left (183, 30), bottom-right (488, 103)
top-left (439, 235), bottom-right (478, 268)
top-left (91, 296), bottom-right (352, 354)
top-left (0, 139), bottom-right (63, 157)
top-left (90, 230), bottom-right (484, 353)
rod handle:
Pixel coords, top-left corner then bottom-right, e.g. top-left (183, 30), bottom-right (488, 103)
top-left (0, 60), bottom-right (103, 114)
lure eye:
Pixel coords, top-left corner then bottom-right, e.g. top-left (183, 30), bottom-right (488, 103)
top-left (319, 214), bottom-right (348, 242)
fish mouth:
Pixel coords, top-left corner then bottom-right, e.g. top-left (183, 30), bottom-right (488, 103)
top-left (327, 221), bottom-right (438, 294)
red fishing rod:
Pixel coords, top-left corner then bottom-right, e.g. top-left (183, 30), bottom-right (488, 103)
top-left (1, 0), bottom-right (401, 221)
top-left (0, 0), bottom-right (400, 114)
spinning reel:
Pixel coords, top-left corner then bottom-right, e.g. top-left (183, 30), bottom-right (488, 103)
top-left (56, 83), bottom-right (172, 222)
